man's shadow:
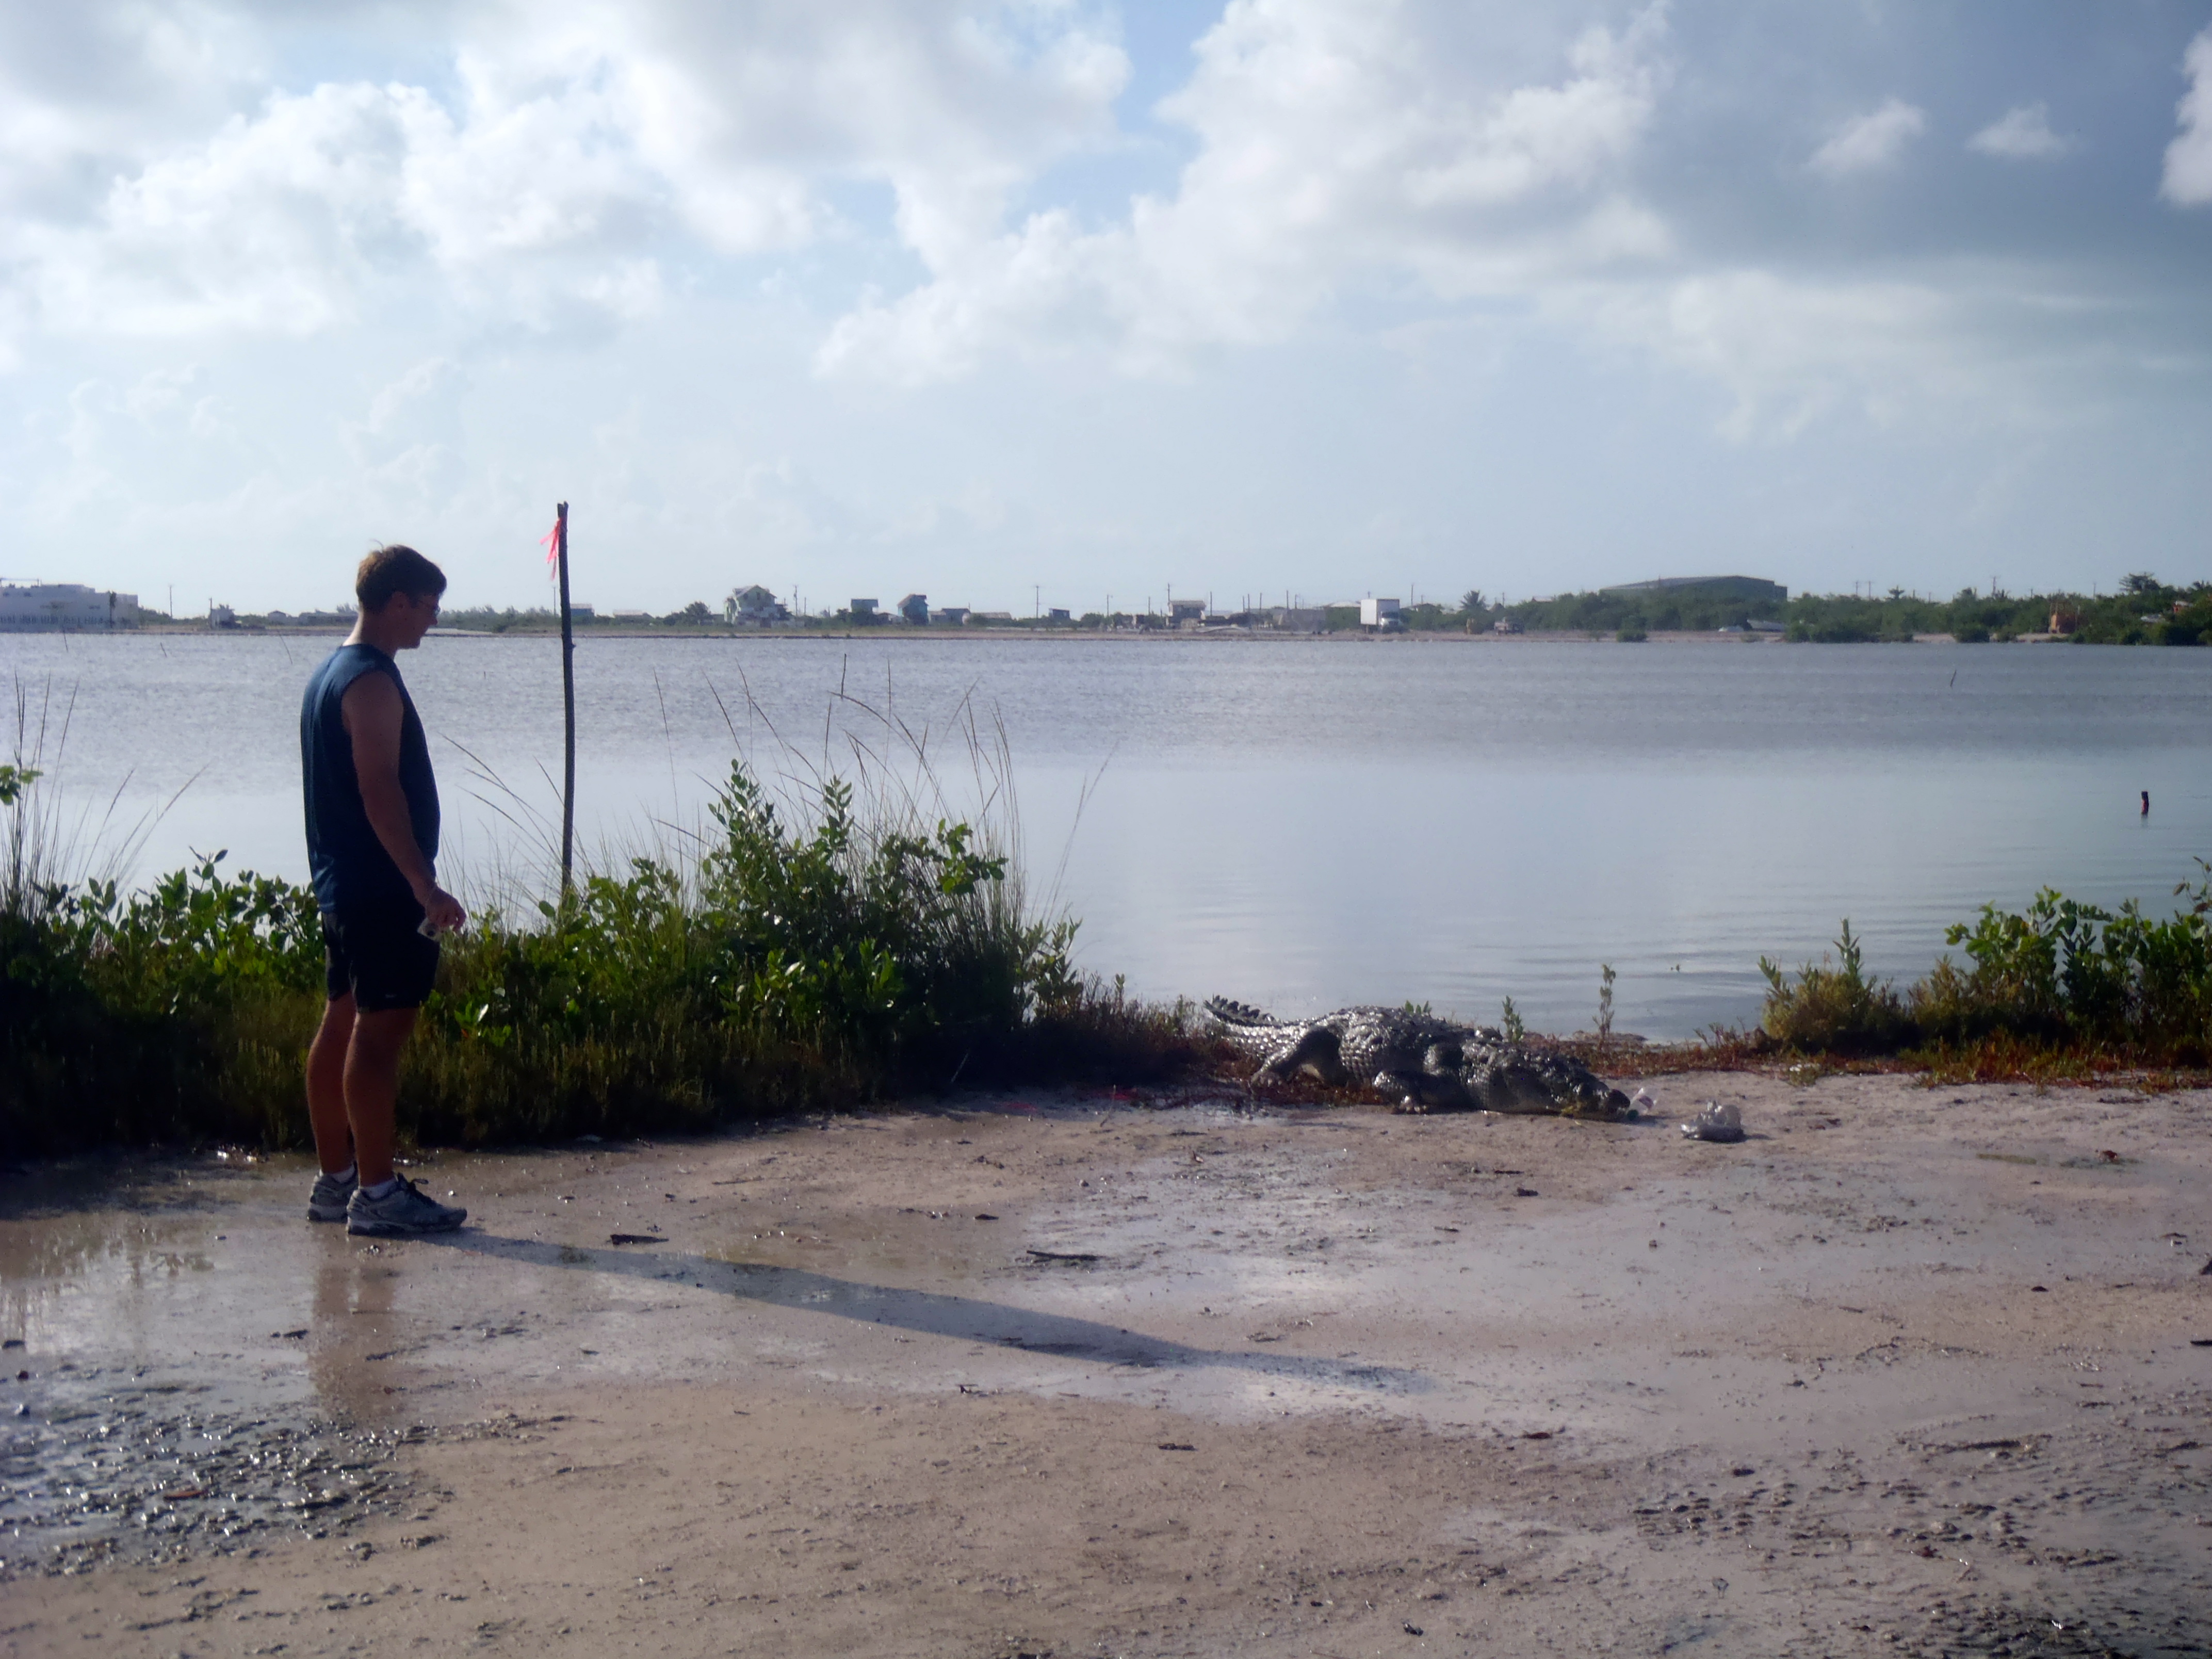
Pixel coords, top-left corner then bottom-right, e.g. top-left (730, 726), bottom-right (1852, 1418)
top-left (424, 1231), bottom-right (1423, 1394)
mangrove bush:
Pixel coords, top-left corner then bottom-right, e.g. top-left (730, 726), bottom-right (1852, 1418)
top-left (2, 757), bottom-right (1202, 1155)
top-left (1761, 870), bottom-right (2212, 1065)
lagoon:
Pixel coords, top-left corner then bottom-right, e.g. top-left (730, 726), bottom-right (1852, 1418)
top-left (8, 631), bottom-right (2210, 1038)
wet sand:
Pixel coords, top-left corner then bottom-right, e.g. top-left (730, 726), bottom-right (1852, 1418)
top-left (3, 1071), bottom-right (2208, 1657)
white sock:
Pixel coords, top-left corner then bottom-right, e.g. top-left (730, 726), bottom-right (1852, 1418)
top-left (362, 1177), bottom-right (401, 1200)
top-left (327, 1162), bottom-right (357, 1185)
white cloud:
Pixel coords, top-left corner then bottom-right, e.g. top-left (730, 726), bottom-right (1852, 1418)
top-left (2164, 26), bottom-right (2212, 206)
top-left (1968, 102), bottom-right (2072, 161)
top-left (1808, 97), bottom-right (1926, 177)
top-left (1, 0), bottom-right (1129, 350)
top-left (818, 0), bottom-right (1674, 381)
top-left (1569, 270), bottom-right (1983, 440)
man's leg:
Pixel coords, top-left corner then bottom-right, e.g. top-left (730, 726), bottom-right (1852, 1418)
top-left (306, 994), bottom-right (357, 1175)
top-left (341, 1002), bottom-right (466, 1237)
top-left (343, 1006), bottom-right (417, 1189)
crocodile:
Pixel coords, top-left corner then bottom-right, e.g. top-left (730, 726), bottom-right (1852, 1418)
top-left (1204, 998), bottom-right (1635, 1120)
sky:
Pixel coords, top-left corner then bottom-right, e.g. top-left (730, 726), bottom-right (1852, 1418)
top-left (2, 0), bottom-right (2210, 616)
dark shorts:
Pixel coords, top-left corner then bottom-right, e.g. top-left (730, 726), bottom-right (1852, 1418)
top-left (321, 904), bottom-right (440, 1012)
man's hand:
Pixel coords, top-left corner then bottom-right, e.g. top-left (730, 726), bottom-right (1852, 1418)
top-left (417, 883), bottom-right (466, 935)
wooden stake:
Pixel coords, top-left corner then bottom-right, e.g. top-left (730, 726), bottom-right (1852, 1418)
top-left (555, 500), bottom-right (576, 900)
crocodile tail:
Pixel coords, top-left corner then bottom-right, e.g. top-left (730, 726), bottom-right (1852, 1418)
top-left (1203, 996), bottom-right (1279, 1028)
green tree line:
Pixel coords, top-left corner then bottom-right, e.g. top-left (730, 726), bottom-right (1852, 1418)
top-left (1401, 574), bottom-right (2212, 643)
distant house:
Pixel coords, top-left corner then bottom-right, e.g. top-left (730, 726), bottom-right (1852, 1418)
top-left (1047, 607), bottom-right (1071, 625)
top-left (610, 609), bottom-right (653, 623)
top-left (726, 584), bottom-right (787, 625)
top-left (1599, 575), bottom-right (1788, 605)
top-left (968, 610), bottom-right (1016, 625)
top-left (568, 605), bottom-right (596, 623)
top-left (898, 594), bottom-right (929, 624)
top-left (932, 607), bottom-right (969, 625)
top-left (208, 604), bottom-right (237, 630)
top-left (849, 598), bottom-right (879, 621)
top-left (1168, 598), bottom-right (1206, 625)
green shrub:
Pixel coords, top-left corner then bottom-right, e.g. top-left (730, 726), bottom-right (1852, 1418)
top-left (1913, 881), bottom-right (2212, 1061)
top-left (3, 755), bottom-right (1180, 1154)
top-left (1762, 872), bottom-right (2212, 1066)
top-left (1759, 921), bottom-right (1912, 1053)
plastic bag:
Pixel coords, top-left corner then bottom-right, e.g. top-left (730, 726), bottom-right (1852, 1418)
top-left (1680, 1101), bottom-right (1746, 1143)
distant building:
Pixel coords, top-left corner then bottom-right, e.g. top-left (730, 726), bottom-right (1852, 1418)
top-left (208, 604), bottom-right (237, 629)
top-left (568, 604), bottom-right (596, 623)
top-left (726, 584), bottom-right (787, 625)
top-left (610, 609), bottom-right (653, 623)
top-left (1599, 575), bottom-right (1788, 605)
top-left (1046, 607), bottom-right (1071, 625)
top-left (849, 598), bottom-right (879, 620)
top-left (1168, 597), bottom-right (1206, 625)
top-left (968, 610), bottom-right (1016, 625)
top-left (1360, 597), bottom-right (1403, 630)
top-left (898, 594), bottom-right (929, 624)
top-left (1272, 608), bottom-right (1328, 632)
top-left (932, 606), bottom-right (969, 626)
top-left (0, 582), bottom-right (141, 631)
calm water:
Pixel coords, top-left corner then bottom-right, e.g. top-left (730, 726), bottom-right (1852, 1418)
top-left (8, 632), bottom-right (2211, 1037)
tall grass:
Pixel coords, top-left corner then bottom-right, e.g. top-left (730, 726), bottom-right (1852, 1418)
top-left (2, 684), bottom-right (1207, 1154)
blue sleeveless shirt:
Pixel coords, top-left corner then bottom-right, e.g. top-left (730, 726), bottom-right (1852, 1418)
top-left (300, 643), bottom-right (440, 912)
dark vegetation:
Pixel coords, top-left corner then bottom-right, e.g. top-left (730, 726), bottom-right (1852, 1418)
top-left (1760, 870), bottom-right (2212, 1078)
top-left (1421, 572), bottom-right (2212, 644)
top-left (2, 729), bottom-right (1215, 1156)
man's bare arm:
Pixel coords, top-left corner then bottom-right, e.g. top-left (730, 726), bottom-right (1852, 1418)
top-left (341, 671), bottom-right (465, 931)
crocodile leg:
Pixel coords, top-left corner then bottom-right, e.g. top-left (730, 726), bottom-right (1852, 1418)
top-left (1255, 1027), bottom-right (1347, 1085)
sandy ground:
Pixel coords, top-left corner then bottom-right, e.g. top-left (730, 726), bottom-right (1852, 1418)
top-left (3, 1071), bottom-right (2208, 1658)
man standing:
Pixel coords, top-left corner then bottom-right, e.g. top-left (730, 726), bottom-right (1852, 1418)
top-left (300, 545), bottom-right (468, 1237)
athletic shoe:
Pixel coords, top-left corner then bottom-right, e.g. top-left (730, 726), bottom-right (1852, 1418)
top-left (346, 1174), bottom-right (467, 1237)
top-left (307, 1168), bottom-right (358, 1223)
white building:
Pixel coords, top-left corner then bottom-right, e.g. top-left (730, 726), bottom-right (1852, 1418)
top-left (0, 583), bottom-right (141, 631)
top-left (726, 584), bottom-right (788, 625)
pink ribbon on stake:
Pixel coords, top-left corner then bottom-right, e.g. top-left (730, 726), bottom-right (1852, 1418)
top-left (540, 520), bottom-right (561, 578)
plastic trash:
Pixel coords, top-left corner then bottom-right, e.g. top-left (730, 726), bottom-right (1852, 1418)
top-left (1681, 1101), bottom-right (1746, 1143)
top-left (1631, 1086), bottom-right (1658, 1117)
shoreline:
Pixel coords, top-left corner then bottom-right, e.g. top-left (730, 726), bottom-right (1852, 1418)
top-left (17, 625), bottom-right (2092, 645)
top-left (5, 1070), bottom-right (2205, 1654)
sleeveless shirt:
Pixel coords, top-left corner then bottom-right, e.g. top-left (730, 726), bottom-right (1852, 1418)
top-left (300, 643), bottom-right (440, 912)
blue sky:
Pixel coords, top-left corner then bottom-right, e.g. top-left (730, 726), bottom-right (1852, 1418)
top-left (2, 1), bottom-right (2209, 614)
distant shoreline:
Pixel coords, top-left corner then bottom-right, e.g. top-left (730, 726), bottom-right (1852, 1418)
top-left (28, 625), bottom-right (2030, 645)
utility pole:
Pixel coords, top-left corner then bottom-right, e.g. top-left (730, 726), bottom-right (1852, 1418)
top-left (555, 501), bottom-right (576, 902)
